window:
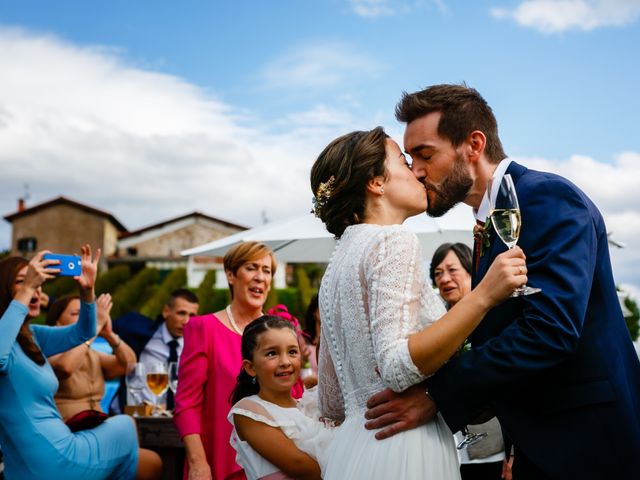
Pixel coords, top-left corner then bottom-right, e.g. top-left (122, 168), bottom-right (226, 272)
top-left (17, 237), bottom-right (37, 253)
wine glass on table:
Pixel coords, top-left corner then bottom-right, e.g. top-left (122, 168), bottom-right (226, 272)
top-left (125, 362), bottom-right (146, 417)
top-left (488, 173), bottom-right (541, 296)
top-left (146, 362), bottom-right (169, 417)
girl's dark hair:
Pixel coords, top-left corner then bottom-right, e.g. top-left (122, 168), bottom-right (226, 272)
top-left (310, 127), bottom-right (389, 237)
top-left (0, 257), bottom-right (46, 365)
top-left (229, 315), bottom-right (296, 405)
top-left (303, 294), bottom-right (319, 344)
top-left (45, 295), bottom-right (80, 326)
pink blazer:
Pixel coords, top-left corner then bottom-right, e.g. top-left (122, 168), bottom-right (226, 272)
top-left (174, 314), bottom-right (245, 480)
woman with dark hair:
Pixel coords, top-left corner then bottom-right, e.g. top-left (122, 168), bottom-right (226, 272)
top-left (429, 243), bottom-right (473, 308)
top-left (311, 127), bottom-right (527, 478)
top-left (0, 247), bottom-right (161, 480)
top-left (227, 315), bottom-right (333, 480)
top-left (47, 293), bottom-right (136, 421)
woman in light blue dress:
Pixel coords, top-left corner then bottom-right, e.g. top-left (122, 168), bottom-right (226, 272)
top-left (0, 246), bottom-right (161, 480)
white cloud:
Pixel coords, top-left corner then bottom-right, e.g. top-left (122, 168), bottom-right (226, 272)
top-left (0, 27), bottom-right (360, 250)
top-left (349, 0), bottom-right (448, 18)
top-left (514, 152), bottom-right (640, 294)
top-left (259, 41), bottom-right (383, 90)
top-left (491, 0), bottom-right (640, 33)
top-left (350, 0), bottom-right (396, 18)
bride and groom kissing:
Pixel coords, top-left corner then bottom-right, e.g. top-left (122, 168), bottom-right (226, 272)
top-left (311, 84), bottom-right (640, 479)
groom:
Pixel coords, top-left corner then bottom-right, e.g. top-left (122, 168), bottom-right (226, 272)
top-left (365, 84), bottom-right (640, 479)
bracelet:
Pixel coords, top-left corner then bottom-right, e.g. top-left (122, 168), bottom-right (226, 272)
top-left (111, 334), bottom-right (122, 350)
top-left (84, 340), bottom-right (92, 348)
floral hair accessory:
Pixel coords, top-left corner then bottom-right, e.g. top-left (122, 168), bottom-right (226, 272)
top-left (266, 304), bottom-right (311, 340)
top-left (311, 175), bottom-right (336, 217)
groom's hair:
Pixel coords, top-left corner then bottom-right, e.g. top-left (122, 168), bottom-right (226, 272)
top-left (395, 84), bottom-right (506, 164)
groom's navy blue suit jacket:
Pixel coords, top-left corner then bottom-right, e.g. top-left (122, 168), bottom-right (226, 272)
top-left (427, 162), bottom-right (640, 478)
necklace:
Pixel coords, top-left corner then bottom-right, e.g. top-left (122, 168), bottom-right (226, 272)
top-left (225, 305), bottom-right (243, 335)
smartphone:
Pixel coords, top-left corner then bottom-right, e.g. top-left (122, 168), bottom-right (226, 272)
top-left (43, 253), bottom-right (82, 277)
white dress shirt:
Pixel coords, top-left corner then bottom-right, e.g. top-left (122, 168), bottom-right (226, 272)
top-left (138, 322), bottom-right (183, 405)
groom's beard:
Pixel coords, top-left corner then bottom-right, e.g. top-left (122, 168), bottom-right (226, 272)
top-left (424, 152), bottom-right (473, 217)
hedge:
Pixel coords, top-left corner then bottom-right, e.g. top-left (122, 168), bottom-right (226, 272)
top-left (95, 265), bottom-right (131, 296)
top-left (111, 268), bottom-right (160, 319)
top-left (139, 268), bottom-right (187, 319)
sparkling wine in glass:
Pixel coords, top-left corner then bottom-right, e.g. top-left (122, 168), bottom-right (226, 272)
top-left (146, 362), bottom-right (169, 416)
top-left (125, 362), bottom-right (146, 417)
top-left (488, 173), bottom-right (541, 296)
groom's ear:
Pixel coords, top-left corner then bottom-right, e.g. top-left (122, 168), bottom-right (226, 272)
top-left (465, 130), bottom-right (487, 164)
top-left (366, 176), bottom-right (385, 195)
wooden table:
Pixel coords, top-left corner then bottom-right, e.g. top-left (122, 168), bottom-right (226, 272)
top-left (136, 416), bottom-right (184, 480)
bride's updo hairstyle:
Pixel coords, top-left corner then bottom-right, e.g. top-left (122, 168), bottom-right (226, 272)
top-left (310, 126), bottom-right (388, 238)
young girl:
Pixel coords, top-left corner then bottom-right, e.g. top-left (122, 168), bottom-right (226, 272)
top-left (228, 315), bottom-right (333, 480)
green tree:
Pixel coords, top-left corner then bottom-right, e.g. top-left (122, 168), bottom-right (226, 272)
top-left (295, 266), bottom-right (314, 317)
top-left (623, 295), bottom-right (640, 341)
top-left (95, 265), bottom-right (131, 296)
top-left (111, 268), bottom-right (160, 319)
top-left (139, 268), bottom-right (187, 319)
top-left (43, 276), bottom-right (77, 299)
top-left (196, 270), bottom-right (218, 315)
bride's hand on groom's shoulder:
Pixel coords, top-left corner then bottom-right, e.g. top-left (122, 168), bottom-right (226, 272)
top-left (477, 247), bottom-right (528, 307)
top-left (363, 384), bottom-right (437, 440)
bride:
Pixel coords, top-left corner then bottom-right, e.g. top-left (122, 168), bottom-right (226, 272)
top-left (311, 127), bottom-right (526, 479)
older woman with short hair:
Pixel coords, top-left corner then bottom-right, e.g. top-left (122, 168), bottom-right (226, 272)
top-left (174, 241), bottom-right (278, 480)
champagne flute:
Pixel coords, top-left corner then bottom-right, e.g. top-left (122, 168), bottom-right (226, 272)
top-left (125, 362), bottom-right (146, 417)
top-left (488, 173), bottom-right (541, 296)
top-left (146, 362), bottom-right (169, 417)
top-left (168, 361), bottom-right (179, 395)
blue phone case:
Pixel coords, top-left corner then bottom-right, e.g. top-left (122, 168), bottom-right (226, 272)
top-left (43, 253), bottom-right (82, 277)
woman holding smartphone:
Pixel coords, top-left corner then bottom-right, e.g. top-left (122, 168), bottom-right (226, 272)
top-left (0, 246), bottom-right (161, 480)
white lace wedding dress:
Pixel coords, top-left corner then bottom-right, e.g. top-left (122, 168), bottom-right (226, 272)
top-left (318, 224), bottom-right (460, 479)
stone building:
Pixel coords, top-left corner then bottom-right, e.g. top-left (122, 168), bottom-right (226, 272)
top-left (113, 212), bottom-right (246, 273)
top-left (3, 196), bottom-right (127, 270)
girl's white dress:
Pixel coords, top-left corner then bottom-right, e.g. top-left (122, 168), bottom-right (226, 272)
top-left (318, 224), bottom-right (461, 479)
top-left (228, 392), bottom-right (334, 480)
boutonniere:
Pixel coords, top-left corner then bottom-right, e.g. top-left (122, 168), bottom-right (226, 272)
top-left (473, 217), bottom-right (494, 257)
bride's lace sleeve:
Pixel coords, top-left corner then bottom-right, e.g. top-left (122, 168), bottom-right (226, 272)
top-left (365, 227), bottom-right (435, 392)
top-left (317, 325), bottom-right (345, 423)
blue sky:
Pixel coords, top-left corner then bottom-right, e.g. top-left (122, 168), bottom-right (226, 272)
top-left (1, 0), bottom-right (640, 298)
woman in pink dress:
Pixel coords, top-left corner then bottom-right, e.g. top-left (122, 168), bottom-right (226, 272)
top-left (174, 241), bottom-right (284, 480)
